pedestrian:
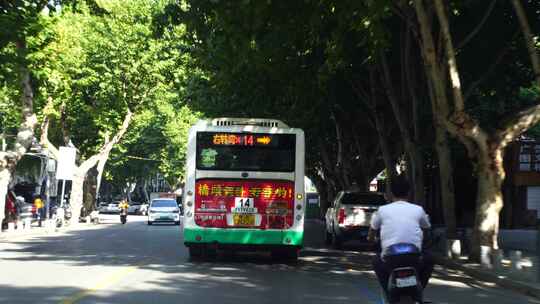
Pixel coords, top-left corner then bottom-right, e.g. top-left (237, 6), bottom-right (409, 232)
top-left (34, 195), bottom-right (44, 226)
top-left (3, 191), bottom-right (17, 229)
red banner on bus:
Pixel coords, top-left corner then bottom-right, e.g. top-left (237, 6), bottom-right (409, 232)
top-left (194, 179), bottom-right (295, 229)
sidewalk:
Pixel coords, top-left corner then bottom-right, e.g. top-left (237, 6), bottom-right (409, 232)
top-left (0, 220), bottom-right (74, 241)
top-left (434, 252), bottom-right (540, 299)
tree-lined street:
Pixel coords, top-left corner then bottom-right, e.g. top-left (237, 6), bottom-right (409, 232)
top-left (0, 217), bottom-right (538, 304)
top-left (1, 1), bottom-right (540, 303)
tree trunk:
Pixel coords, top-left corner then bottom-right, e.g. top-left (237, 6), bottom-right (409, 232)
top-left (69, 167), bottom-right (86, 225)
top-left (434, 121), bottom-right (457, 237)
top-left (83, 167), bottom-right (98, 214)
top-left (373, 111), bottom-right (397, 189)
top-left (469, 148), bottom-right (505, 263)
top-left (332, 114), bottom-right (351, 189)
top-left (69, 154), bottom-right (112, 225)
top-left (415, 0), bottom-right (540, 260)
top-left (38, 108), bottom-right (133, 225)
top-left (319, 138), bottom-right (344, 190)
top-left (0, 42), bottom-right (38, 232)
top-left (143, 178), bottom-right (150, 203)
top-left (379, 53), bottom-right (425, 204)
top-left (409, 146), bottom-right (426, 204)
top-left (422, 47), bottom-right (458, 237)
top-left (95, 157), bottom-right (107, 202)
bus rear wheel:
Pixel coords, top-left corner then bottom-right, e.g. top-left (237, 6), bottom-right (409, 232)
top-left (271, 248), bottom-right (299, 262)
top-left (189, 245), bottom-right (203, 259)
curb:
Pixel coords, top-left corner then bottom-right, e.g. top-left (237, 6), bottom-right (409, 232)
top-left (434, 255), bottom-right (540, 299)
top-left (0, 226), bottom-right (64, 241)
top-left (0, 221), bottom-right (95, 242)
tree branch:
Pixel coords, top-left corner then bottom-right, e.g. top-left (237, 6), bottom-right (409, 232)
top-left (496, 104), bottom-right (540, 148)
top-left (511, 0), bottom-right (540, 86)
top-left (464, 30), bottom-right (519, 101)
top-left (456, 0), bottom-right (497, 50)
top-left (12, 40), bottom-right (38, 160)
top-left (379, 51), bottom-right (411, 143)
top-left (59, 102), bottom-right (71, 146)
top-left (348, 77), bottom-right (377, 128)
top-left (39, 98), bottom-right (60, 160)
top-left (80, 109), bottom-right (133, 172)
top-left (434, 0), bottom-right (466, 112)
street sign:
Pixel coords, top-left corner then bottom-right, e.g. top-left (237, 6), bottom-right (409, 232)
top-left (55, 146), bottom-right (76, 180)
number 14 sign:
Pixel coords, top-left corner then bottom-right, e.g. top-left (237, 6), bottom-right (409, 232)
top-left (232, 197), bottom-right (257, 213)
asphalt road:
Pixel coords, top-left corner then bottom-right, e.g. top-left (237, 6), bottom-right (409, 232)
top-left (0, 215), bottom-right (538, 304)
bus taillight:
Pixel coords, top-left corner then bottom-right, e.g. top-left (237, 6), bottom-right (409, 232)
top-left (267, 215), bottom-right (285, 229)
top-left (194, 213), bottom-right (227, 228)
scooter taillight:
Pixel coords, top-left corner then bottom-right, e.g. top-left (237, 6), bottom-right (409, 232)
top-left (395, 269), bottom-right (415, 278)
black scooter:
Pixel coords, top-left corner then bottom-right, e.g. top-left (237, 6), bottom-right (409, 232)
top-left (381, 243), bottom-right (425, 304)
top-left (120, 208), bottom-right (127, 224)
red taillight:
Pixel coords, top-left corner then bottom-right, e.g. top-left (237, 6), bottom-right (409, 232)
top-left (338, 208), bottom-right (346, 224)
top-left (267, 215), bottom-right (285, 229)
top-left (395, 269), bottom-right (415, 278)
top-left (194, 214), bottom-right (227, 228)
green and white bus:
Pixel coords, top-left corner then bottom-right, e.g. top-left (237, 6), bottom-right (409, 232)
top-left (183, 118), bottom-right (305, 260)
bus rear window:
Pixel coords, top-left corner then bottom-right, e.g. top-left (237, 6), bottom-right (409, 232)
top-left (196, 132), bottom-right (296, 172)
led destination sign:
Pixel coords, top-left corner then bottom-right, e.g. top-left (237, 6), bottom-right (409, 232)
top-left (196, 132), bottom-right (296, 172)
top-left (212, 133), bottom-right (272, 146)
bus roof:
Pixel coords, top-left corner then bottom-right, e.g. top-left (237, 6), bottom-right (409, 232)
top-left (196, 118), bottom-right (290, 129)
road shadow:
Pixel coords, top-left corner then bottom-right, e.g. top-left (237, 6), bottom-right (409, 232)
top-left (1, 220), bottom-right (539, 304)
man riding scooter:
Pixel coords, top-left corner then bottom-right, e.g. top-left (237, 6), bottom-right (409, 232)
top-left (119, 199), bottom-right (129, 224)
top-left (368, 175), bottom-right (434, 303)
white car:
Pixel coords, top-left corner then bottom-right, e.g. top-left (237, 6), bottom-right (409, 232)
top-left (147, 198), bottom-right (180, 225)
top-left (325, 191), bottom-right (386, 248)
top-left (98, 202), bottom-right (120, 214)
top-left (127, 202), bottom-right (142, 215)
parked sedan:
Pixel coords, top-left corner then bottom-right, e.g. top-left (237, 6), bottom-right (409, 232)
top-left (127, 202), bottom-right (142, 215)
top-left (147, 198), bottom-right (180, 225)
top-left (98, 202), bottom-right (120, 214)
top-left (325, 191), bottom-right (386, 248)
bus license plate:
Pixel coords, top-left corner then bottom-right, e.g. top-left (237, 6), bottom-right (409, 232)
top-left (396, 276), bottom-right (417, 288)
top-left (233, 214), bottom-right (255, 226)
top-left (233, 197), bottom-right (257, 213)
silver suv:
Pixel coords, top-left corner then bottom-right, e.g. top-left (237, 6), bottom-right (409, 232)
top-left (325, 191), bottom-right (386, 249)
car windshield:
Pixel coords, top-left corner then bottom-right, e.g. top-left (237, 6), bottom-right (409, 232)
top-left (341, 193), bottom-right (386, 205)
top-left (151, 200), bottom-right (177, 208)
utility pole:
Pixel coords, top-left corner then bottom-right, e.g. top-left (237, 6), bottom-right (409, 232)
top-left (1, 131), bottom-right (6, 151)
top-left (537, 217), bottom-right (540, 281)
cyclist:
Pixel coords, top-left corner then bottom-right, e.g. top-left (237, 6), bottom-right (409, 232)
top-left (118, 199), bottom-right (129, 224)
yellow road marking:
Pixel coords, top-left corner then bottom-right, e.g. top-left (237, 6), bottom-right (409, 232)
top-left (60, 263), bottom-right (142, 304)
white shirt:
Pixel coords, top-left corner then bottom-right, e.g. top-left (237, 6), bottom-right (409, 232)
top-left (370, 200), bottom-right (431, 252)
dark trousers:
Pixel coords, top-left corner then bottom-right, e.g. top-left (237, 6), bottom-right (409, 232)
top-left (372, 251), bottom-right (434, 292)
